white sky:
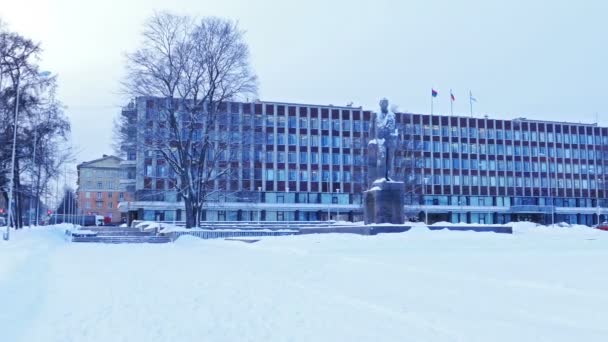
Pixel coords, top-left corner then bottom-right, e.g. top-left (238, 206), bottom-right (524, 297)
top-left (2, 0), bottom-right (608, 166)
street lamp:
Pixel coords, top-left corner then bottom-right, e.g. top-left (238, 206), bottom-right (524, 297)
top-left (257, 186), bottom-right (262, 224)
top-left (423, 177), bottom-right (429, 225)
top-left (30, 71), bottom-right (52, 228)
top-left (539, 153), bottom-right (555, 227)
top-left (4, 72), bottom-right (22, 240)
top-left (597, 177), bottom-right (604, 225)
top-left (335, 188), bottom-right (340, 222)
top-left (327, 187), bottom-right (331, 221)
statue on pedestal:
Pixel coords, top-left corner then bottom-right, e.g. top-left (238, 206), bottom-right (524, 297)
top-left (367, 98), bottom-right (398, 186)
top-left (363, 98), bottom-right (405, 225)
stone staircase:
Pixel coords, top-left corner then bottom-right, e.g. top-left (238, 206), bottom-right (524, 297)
top-left (72, 235), bottom-right (172, 243)
top-left (70, 227), bottom-right (171, 244)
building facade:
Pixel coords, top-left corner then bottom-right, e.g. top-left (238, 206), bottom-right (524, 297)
top-left (406, 114), bottom-right (608, 225)
top-left (117, 97), bottom-right (608, 225)
top-left (77, 155), bottom-right (133, 223)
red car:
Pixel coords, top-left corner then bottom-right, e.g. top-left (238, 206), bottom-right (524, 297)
top-left (596, 222), bottom-right (608, 231)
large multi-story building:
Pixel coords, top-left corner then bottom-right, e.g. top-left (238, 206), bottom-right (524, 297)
top-left (117, 97), bottom-right (608, 226)
top-left (405, 114), bottom-right (608, 225)
top-left (77, 155), bottom-right (133, 223)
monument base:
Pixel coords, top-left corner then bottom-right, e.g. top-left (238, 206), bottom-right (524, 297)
top-left (363, 179), bottom-right (405, 225)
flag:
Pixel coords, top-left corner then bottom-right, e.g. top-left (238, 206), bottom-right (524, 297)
top-left (431, 89), bottom-right (438, 97)
top-left (470, 91), bottom-right (477, 102)
top-left (450, 91), bottom-right (455, 102)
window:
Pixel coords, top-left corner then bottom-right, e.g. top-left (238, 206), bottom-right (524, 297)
top-left (97, 192), bottom-right (102, 200)
top-left (342, 120), bottom-right (350, 131)
top-left (332, 136), bottom-right (340, 148)
top-left (265, 169), bottom-right (274, 181)
top-left (321, 136), bottom-right (329, 147)
top-left (322, 119), bottom-right (329, 130)
top-left (288, 170), bottom-right (297, 181)
top-left (108, 202), bottom-right (113, 209)
top-left (310, 118), bottom-right (318, 129)
top-left (332, 154), bottom-right (340, 164)
top-left (108, 192), bottom-right (113, 198)
top-left (332, 120), bottom-right (340, 131)
top-left (276, 116), bottom-right (285, 128)
top-left (266, 116), bottom-right (275, 127)
top-left (85, 192), bottom-right (90, 199)
top-left (97, 182), bottom-right (103, 189)
top-left (311, 152), bottom-right (318, 164)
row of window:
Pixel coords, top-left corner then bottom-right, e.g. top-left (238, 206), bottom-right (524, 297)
top-left (83, 201), bottom-right (115, 209)
top-left (422, 195), bottom-right (607, 208)
top-left (419, 141), bottom-right (607, 160)
top-left (418, 173), bottom-right (605, 190)
top-left (419, 157), bottom-right (604, 174)
top-left (84, 181), bottom-right (118, 190)
top-left (217, 114), bottom-right (371, 133)
top-left (84, 192), bottom-right (125, 200)
top-left (264, 134), bottom-right (363, 148)
top-left (262, 169), bottom-right (354, 182)
top-left (411, 124), bottom-right (608, 145)
top-left (143, 151), bottom-right (366, 177)
top-left (81, 169), bottom-right (120, 179)
top-left (145, 109), bottom-right (372, 133)
top-left (258, 151), bottom-right (363, 165)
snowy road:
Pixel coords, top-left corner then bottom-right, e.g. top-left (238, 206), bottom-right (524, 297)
top-left (1, 224), bottom-right (608, 341)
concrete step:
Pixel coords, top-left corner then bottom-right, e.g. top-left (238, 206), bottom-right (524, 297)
top-left (72, 236), bottom-right (171, 244)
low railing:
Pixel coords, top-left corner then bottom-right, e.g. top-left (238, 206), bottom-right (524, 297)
top-left (167, 229), bottom-right (299, 241)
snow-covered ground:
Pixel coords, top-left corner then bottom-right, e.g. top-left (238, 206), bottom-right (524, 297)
top-left (1, 223), bottom-right (607, 342)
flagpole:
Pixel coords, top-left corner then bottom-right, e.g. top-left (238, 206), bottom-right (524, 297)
top-left (431, 94), bottom-right (434, 115)
top-left (450, 89), bottom-right (453, 116)
top-left (469, 90), bottom-right (473, 117)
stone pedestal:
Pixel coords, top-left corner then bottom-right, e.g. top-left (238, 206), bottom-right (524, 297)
top-left (363, 179), bottom-right (405, 224)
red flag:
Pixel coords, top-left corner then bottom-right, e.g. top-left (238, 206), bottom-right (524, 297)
top-left (450, 92), bottom-right (455, 102)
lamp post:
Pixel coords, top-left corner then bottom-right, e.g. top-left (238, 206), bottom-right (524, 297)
top-left (257, 186), bottom-right (262, 224)
top-left (327, 187), bottom-right (331, 221)
top-left (335, 188), bottom-right (340, 222)
top-left (28, 71), bottom-right (51, 228)
top-left (540, 153), bottom-right (555, 227)
top-left (4, 72), bottom-right (22, 240)
top-left (423, 177), bottom-right (429, 225)
top-left (597, 177), bottom-right (604, 225)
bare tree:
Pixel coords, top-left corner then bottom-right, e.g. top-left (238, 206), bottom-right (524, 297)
top-left (394, 114), bottom-right (423, 221)
top-left (122, 12), bottom-right (257, 227)
top-left (0, 22), bottom-right (71, 227)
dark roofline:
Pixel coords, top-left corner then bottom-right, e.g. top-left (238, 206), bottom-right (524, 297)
top-left (77, 155), bottom-right (123, 169)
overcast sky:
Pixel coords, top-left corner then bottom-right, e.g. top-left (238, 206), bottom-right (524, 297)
top-left (3, 0), bottom-right (607, 166)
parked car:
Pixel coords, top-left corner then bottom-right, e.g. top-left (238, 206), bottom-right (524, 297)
top-left (595, 222), bottom-right (608, 231)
